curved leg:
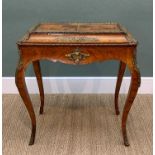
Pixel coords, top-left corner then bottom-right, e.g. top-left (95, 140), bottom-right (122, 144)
top-left (32, 61), bottom-right (44, 114)
top-left (115, 61), bottom-right (126, 115)
top-left (122, 61), bottom-right (141, 146)
top-left (15, 60), bottom-right (36, 145)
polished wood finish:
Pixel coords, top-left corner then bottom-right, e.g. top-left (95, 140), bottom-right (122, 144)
top-left (32, 61), bottom-right (44, 114)
top-left (15, 23), bottom-right (141, 146)
top-left (115, 61), bottom-right (126, 115)
top-left (17, 23), bottom-right (136, 45)
top-left (15, 61), bottom-right (36, 145)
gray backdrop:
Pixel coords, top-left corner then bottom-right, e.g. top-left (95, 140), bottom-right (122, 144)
top-left (3, 0), bottom-right (152, 77)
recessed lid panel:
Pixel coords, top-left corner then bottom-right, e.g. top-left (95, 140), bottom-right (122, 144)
top-left (33, 23), bottom-right (125, 34)
top-left (18, 23), bottom-right (137, 45)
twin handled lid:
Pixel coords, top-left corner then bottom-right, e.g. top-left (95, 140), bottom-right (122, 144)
top-left (17, 23), bottom-right (137, 45)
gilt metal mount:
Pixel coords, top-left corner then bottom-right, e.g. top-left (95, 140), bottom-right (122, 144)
top-left (65, 48), bottom-right (90, 64)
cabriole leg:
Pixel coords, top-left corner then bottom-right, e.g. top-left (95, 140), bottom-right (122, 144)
top-left (15, 59), bottom-right (36, 145)
top-left (122, 60), bottom-right (141, 146)
top-left (115, 61), bottom-right (126, 115)
top-left (32, 61), bottom-right (44, 114)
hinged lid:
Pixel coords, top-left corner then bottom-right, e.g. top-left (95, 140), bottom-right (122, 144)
top-left (17, 23), bottom-right (137, 45)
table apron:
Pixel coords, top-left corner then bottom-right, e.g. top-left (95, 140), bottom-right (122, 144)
top-left (18, 46), bottom-right (136, 67)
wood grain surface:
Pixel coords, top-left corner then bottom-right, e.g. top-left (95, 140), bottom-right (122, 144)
top-left (15, 23), bottom-right (141, 145)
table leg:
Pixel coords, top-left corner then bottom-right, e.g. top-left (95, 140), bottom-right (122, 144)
top-left (114, 61), bottom-right (126, 115)
top-left (32, 61), bottom-right (44, 114)
top-left (122, 61), bottom-right (141, 146)
top-left (15, 59), bottom-right (36, 145)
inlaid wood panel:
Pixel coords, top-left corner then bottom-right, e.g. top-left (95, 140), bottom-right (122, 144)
top-left (18, 23), bottom-right (137, 45)
top-left (15, 23), bottom-right (140, 146)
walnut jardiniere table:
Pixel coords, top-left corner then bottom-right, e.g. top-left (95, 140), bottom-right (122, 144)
top-left (15, 23), bottom-right (141, 146)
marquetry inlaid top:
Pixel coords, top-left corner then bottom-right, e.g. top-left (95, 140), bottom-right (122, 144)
top-left (17, 23), bottom-right (137, 45)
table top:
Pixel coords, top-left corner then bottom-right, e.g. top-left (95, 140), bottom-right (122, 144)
top-left (17, 23), bottom-right (137, 46)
